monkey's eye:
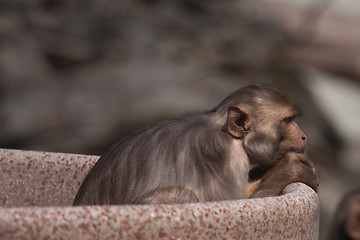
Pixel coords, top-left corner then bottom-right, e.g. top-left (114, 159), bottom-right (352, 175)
top-left (282, 117), bottom-right (294, 124)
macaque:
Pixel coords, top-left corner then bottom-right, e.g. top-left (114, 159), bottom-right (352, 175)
top-left (328, 186), bottom-right (360, 240)
top-left (73, 84), bottom-right (318, 205)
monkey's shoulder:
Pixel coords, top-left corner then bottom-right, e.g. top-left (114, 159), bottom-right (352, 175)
top-left (122, 111), bottom-right (217, 139)
top-left (99, 111), bottom-right (223, 162)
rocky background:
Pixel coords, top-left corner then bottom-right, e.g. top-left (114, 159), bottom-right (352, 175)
top-left (1, 0), bottom-right (360, 239)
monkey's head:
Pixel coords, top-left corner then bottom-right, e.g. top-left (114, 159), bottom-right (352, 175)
top-left (214, 84), bottom-right (307, 166)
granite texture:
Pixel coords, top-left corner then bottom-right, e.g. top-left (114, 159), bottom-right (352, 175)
top-left (0, 148), bottom-right (320, 239)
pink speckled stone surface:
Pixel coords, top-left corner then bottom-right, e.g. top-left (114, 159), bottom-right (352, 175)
top-left (0, 148), bottom-right (319, 239)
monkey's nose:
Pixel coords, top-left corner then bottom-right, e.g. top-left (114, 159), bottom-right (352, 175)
top-left (301, 133), bottom-right (306, 141)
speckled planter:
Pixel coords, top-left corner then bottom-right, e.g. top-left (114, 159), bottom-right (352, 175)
top-left (0, 148), bottom-right (319, 239)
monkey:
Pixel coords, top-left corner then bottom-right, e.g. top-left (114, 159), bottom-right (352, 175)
top-left (327, 186), bottom-right (360, 240)
top-left (73, 84), bottom-right (318, 205)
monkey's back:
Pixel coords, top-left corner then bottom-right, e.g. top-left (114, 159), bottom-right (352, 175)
top-left (73, 111), bottom-right (239, 205)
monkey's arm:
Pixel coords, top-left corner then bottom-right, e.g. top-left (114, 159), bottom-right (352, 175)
top-left (248, 152), bottom-right (319, 198)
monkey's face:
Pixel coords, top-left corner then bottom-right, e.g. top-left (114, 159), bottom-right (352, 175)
top-left (278, 116), bottom-right (307, 154)
top-left (230, 103), bottom-right (307, 166)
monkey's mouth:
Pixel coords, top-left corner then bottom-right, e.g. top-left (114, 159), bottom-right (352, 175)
top-left (289, 147), bottom-right (306, 154)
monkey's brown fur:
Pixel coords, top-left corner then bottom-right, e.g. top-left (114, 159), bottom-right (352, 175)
top-left (73, 84), bottom-right (318, 205)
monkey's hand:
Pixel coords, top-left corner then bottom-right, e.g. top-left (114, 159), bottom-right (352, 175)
top-left (249, 152), bottom-right (319, 198)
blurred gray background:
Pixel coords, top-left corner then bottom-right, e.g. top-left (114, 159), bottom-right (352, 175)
top-left (1, 0), bottom-right (360, 239)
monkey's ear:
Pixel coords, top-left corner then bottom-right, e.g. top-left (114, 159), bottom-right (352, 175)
top-left (227, 107), bottom-right (251, 138)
